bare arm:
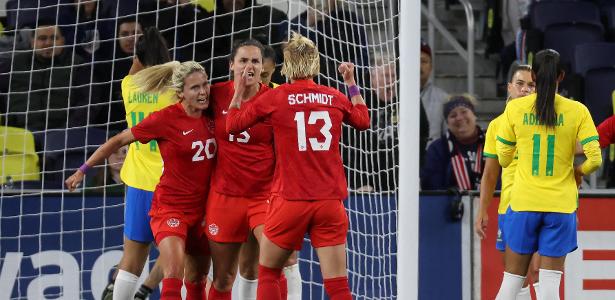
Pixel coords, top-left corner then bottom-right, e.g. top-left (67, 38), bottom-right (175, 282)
top-left (65, 130), bottom-right (137, 191)
top-left (475, 158), bottom-right (501, 239)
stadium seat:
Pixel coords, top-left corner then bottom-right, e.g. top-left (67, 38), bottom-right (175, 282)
top-left (0, 126), bottom-right (40, 185)
top-left (42, 128), bottom-right (107, 188)
top-left (543, 23), bottom-right (604, 71)
top-left (605, 5), bottom-right (615, 40)
top-left (531, 0), bottom-right (603, 32)
top-left (574, 43), bottom-right (615, 125)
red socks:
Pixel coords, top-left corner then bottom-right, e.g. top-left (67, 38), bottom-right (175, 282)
top-left (280, 273), bottom-right (288, 300)
top-left (161, 278), bottom-right (182, 300)
top-left (184, 280), bottom-right (204, 300)
top-left (324, 277), bottom-right (352, 300)
top-left (208, 285), bottom-right (232, 300)
top-left (257, 264), bottom-right (283, 300)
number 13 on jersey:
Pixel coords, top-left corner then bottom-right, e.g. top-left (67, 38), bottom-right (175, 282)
top-left (294, 111), bottom-right (332, 151)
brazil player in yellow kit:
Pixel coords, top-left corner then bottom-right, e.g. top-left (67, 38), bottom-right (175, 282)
top-left (494, 49), bottom-right (602, 300)
top-left (105, 28), bottom-right (176, 300)
top-left (475, 64), bottom-right (537, 299)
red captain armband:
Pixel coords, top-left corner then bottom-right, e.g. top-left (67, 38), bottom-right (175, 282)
top-left (348, 85), bottom-right (361, 98)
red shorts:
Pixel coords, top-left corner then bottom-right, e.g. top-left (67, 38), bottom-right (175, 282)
top-left (205, 190), bottom-right (268, 243)
top-left (263, 195), bottom-right (348, 251)
top-left (149, 201), bottom-right (209, 256)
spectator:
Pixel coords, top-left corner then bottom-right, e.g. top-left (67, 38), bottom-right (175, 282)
top-left (87, 143), bottom-right (127, 196)
top-left (289, 0), bottom-right (369, 89)
top-left (92, 17), bottom-right (144, 131)
top-left (420, 40), bottom-right (449, 143)
top-left (347, 52), bottom-right (428, 193)
top-left (208, 0), bottom-right (288, 82)
top-left (139, 0), bottom-right (213, 61)
top-left (421, 95), bottom-right (485, 190)
top-left (60, 0), bottom-right (116, 62)
top-left (5, 23), bottom-right (93, 145)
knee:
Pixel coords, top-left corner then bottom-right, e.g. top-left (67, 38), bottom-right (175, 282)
top-left (214, 270), bottom-right (238, 291)
top-left (284, 256), bottom-right (298, 267)
top-left (163, 259), bottom-right (185, 279)
top-left (239, 262), bottom-right (258, 280)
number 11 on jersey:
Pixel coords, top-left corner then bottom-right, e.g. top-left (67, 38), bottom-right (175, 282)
top-left (532, 133), bottom-right (555, 176)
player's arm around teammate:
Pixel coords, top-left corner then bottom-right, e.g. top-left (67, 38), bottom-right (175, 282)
top-left (227, 32), bottom-right (369, 300)
top-left (494, 50), bottom-right (602, 300)
top-left (475, 65), bottom-right (541, 299)
top-left (67, 61), bottom-right (215, 300)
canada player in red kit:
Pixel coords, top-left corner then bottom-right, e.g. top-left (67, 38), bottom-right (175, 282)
top-left (66, 61), bottom-right (215, 300)
top-left (207, 39), bottom-right (301, 300)
top-left (227, 33), bottom-right (370, 300)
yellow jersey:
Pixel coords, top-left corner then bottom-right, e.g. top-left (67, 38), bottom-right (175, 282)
top-left (120, 74), bottom-right (176, 191)
top-left (496, 94), bottom-right (601, 213)
top-left (483, 114), bottom-right (517, 214)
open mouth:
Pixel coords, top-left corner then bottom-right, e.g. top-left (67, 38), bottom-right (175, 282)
top-left (246, 71), bottom-right (255, 79)
top-left (197, 97), bottom-right (208, 104)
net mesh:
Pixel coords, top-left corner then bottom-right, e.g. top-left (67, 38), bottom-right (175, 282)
top-left (0, 0), bottom-right (400, 299)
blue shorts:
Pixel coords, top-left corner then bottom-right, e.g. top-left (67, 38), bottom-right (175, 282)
top-left (496, 214), bottom-right (506, 252)
top-left (504, 207), bottom-right (577, 257)
top-left (124, 186), bottom-right (155, 243)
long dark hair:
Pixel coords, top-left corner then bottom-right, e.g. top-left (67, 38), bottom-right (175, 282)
top-left (532, 49), bottom-right (563, 127)
top-left (135, 27), bottom-right (171, 67)
top-left (229, 38), bottom-right (265, 62)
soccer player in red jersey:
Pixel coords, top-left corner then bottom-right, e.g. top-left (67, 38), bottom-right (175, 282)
top-left (227, 32), bottom-right (370, 300)
top-left (66, 61), bottom-right (215, 300)
top-left (206, 39), bottom-right (301, 300)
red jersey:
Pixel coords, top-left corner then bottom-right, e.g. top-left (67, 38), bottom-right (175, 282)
top-left (131, 103), bottom-right (217, 209)
top-left (227, 79), bottom-right (370, 201)
top-left (210, 81), bottom-right (275, 197)
top-left (597, 115), bottom-right (615, 148)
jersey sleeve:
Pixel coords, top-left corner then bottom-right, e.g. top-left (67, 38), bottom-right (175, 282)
top-left (483, 119), bottom-right (498, 159)
top-left (226, 89), bottom-right (276, 134)
top-left (496, 106), bottom-right (516, 168)
top-left (341, 91), bottom-right (370, 131)
top-left (130, 109), bottom-right (165, 144)
top-left (578, 104), bottom-right (602, 175)
top-left (596, 115), bottom-right (615, 149)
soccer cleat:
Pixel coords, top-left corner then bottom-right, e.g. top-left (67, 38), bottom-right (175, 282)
top-left (101, 282), bottom-right (114, 300)
top-left (134, 284), bottom-right (153, 300)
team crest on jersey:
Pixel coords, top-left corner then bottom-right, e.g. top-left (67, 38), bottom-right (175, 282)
top-left (208, 223), bottom-right (219, 236)
top-left (166, 218), bottom-right (180, 228)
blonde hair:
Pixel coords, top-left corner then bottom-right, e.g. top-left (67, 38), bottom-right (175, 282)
top-left (281, 32), bottom-right (320, 80)
top-left (132, 61), bottom-right (206, 97)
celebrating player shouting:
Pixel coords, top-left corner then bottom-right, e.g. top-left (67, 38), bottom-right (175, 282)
top-left (66, 61), bottom-right (215, 300)
top-left (206, 39), bottom-right (301, 300)
top-left (226, 32), bottom-right (370, 300)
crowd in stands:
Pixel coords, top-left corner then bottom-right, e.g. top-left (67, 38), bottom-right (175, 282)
top-left (1, 0), bottom-right (614, 192)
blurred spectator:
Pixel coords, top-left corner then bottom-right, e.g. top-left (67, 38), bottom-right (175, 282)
top-left (60, 0), bottom-right (115, 62)
top-left (139, 0), bottom-right (213, 61)
top-left (5, 23), bottom-right (93, 147)
top-left (260, 44), bottom-right (279, 88)
top-left (87, 143), bottom-right (127, 195)
top-left (289, 0), bottom-right (368, 89)
top-left (420, 40), bottom-right (449, 143)
top-left (208, 0), bottom-right (288, 82)
top-left (421, 95), bottom-right (485, 191)
top-left (92, 17), bottom-right (143, 131)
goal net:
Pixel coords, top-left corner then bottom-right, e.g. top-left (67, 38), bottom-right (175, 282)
top-left (0, 0), bottom-right (400, 299)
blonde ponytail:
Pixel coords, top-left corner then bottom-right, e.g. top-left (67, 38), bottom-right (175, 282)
top-left (133, 61), bottom-right (181, 94)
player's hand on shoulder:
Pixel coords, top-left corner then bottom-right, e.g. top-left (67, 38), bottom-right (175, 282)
top-left (65, 171), bottom-right (85, 192)
top-left (338, 62), bottom-right (356, 86)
